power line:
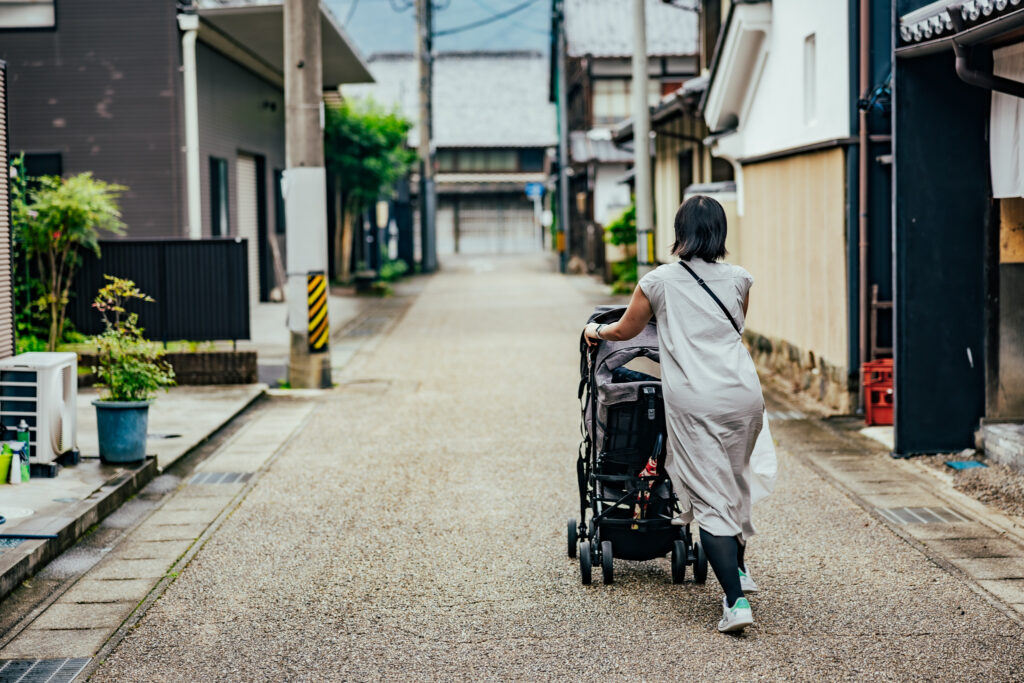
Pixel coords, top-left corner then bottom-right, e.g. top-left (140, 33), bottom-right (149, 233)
top-left (469, 0), bottom-right (549, 36)
top-left (434, 0), bottom-right (539, 37)
top-left (344, 0), bottom-right (360, 24)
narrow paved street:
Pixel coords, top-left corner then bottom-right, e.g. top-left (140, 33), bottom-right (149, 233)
top-left (73, 256), bottom-right (1024, 679)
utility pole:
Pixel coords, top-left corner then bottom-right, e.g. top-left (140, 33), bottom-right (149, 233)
top-left (416, 0), bottom-right (437, 273)
top-left (632, 0), bottom-right (654, 278)
top-left (555, 0), bottom-right (570, 273)
top-left (283, 0), bottom-right (332, 388)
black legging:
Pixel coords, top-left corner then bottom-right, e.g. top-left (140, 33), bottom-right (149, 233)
top-left (699, 528), bottom-right (745, 607)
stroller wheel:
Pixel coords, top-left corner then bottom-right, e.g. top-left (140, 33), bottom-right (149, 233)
top-left (567, 518), bottom-right (578, 558)
top-left (601, 541), bottom-right (614, 585)
top-left (671, 540), bottom-right (687, 584)
top-left (693, 541), bottom-right (708, 584)
top-left (579, 541), bottom-right (592, 585)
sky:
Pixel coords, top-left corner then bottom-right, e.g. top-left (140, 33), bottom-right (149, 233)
top-left (325, 0), bottom-right (551, 58)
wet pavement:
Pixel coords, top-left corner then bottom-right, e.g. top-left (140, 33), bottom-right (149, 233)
top-left (4, 254), bottom-right (1024, 681)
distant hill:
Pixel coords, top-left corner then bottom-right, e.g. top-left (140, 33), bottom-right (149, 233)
top-left (325, 0), bottom-right (550, 57)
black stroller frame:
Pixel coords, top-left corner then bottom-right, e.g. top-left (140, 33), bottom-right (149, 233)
top-left (568, 306), bottom-right (709, 585)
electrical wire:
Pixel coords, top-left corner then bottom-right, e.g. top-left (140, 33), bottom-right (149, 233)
top-left (470, 0), bottom-right (549, 36)
top-left (434, 0), bottom-right (540, 36)
top-left (344, 0), bottom-right (361, 24)
top-left (661, 0), bottom-right (700, 11)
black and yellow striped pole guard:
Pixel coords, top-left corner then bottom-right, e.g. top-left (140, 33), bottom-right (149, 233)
top-left (307, 271), bottom-right (329, 353)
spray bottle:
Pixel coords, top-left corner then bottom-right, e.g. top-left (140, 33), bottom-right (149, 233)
top-left (5, 443), bottom-right (19, 485)
top-left (16, 420), bottom-right (30, 481)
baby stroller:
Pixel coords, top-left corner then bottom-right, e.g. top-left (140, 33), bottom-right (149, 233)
top-left (569, 306), bottom-right (708, 585)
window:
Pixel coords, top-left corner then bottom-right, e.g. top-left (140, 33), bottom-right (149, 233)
top-left (273, 169), bottom-right (285, 235)
top-left (804, 33), bottom-right (817, 124)
top-left (210, 157), bottom-right (229, 237)
top-left (17, 152), bottom-right (61, 178)
top-left (519, 149), bottom-right (545, 172)
top-left (0, 0), bottom-right (55, 28)
top-left (484, 150), bottom-right (516, 172)
top-left (435, 149), bottom-right (529, 173)
top-left (436, 150), bottom-right (456, 172)
top-left (678, 150), bottom-right (693, 200)
top-left (592, 79), bottom-right (662, 126)
top-left (711, 157), bottom-right (734, 183)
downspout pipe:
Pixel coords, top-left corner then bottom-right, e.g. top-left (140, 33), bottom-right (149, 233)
top-left (950, 11), bottom-right (1024, 99)
top-left (857, 0), bottom-right (869, 409)
top-left (178, 11), bottom-right (202, 239)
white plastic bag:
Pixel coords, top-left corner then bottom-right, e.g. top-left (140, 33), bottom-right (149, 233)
top-left (749, 409), bottom-right (778, 504)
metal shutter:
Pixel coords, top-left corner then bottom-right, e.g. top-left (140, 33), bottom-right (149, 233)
top-left (0, 62), bottom-right (13, 360)
top-left (455, 197), bottom-right (538, 255)
top-left (235, 154), bottom-right (260, 307)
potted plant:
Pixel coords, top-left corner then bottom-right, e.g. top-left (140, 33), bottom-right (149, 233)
top-left (90, 276), bottom-right (175, 463)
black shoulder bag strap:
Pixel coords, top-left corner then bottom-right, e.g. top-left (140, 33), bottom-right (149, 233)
top-left (679, 260), bottom-right (742, 337)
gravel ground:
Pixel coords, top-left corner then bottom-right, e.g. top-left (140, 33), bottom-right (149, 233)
top-left (93, 255), bottom-right (1024, 682)
top-left (911, 452), bottom-right (1024, 518)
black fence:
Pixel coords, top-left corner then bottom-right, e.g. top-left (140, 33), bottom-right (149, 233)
top-left (68, 238), bottom-right (250, 342)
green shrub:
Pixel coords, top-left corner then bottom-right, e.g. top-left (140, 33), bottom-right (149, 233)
top-left (91, 276), bottom-right (175, 402)
top-left (610, 259), bottom-right (638, 295)
top-left (603, 201), bottom-right (636, 246)
top-left (10, 158), bottom-right (127, 350)
top-left (378, 259), bottom-right (409, 283)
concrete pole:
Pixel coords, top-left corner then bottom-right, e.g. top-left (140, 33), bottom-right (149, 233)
top-left (177, 12), bottom-right (202, 239)
top-left (555, 0), bottom-right (570, 273)
top-left (632, 0), bottom-right (654, 278)
top-left (416, 0), bottom-right (437, 273)
top-left (284, 0), bottom-right (332, 388)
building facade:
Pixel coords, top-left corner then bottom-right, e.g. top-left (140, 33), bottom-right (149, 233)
top-left (895, 0), bottom-right (1024, 458)
top-left (0, 0), bottom-right (371, 306)
top-left (703, 0), bottom-right (892, 413)
top-left (344, 51), bottom-right (556, 259)
top-left (559, 0), bottom-right (700, 277)
top-left (0, 59), bottom-right (11, 360)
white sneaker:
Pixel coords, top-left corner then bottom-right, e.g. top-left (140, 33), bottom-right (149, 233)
top-left (739, 567), bottom-right (759, 593)
top-left (717, 596), bottom-right (753, 633)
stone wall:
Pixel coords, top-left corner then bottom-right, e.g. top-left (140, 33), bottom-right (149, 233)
top-left (80, 351), bottom-right (258, 387)
top-left (745, 329), bottom-right (854, 413)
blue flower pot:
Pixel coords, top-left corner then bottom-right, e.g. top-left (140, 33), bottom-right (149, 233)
top-left (93, 400), bottom-right (151, 464)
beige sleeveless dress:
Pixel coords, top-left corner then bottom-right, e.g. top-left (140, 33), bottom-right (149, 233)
top-left (638, 259), bottom-right (765, 541)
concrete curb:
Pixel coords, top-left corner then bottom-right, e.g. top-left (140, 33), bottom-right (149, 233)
top-left (0, 457), bottom-right (157, 603)
top-left (0, 387), bottom-right (267, 604)
top-left (153, 385), bottom-right (266, 472)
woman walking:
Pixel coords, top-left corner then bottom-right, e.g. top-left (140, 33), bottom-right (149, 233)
top-left (584, 195), bottom-right (764, 633)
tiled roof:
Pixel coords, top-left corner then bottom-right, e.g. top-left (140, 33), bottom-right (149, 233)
top-left (564, 0), bottom-right (698, 58)
top-left (341, 51), bottom-right (557, 148)
top-left (570, 130), bottom-right (636, 164)
top-left (899, 0), bottom-right (1024, 47)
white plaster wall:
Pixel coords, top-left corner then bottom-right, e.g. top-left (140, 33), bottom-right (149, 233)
top-left (716, 0), bottom-right (850, 161)
top-left (594, 163), bottom-right (632, 226)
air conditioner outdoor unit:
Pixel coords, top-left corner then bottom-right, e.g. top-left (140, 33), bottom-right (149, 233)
top-left (0, 352), bottom-right (78, 465)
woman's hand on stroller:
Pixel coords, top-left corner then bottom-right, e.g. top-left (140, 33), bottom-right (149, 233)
top-left (583, 323), bottom-right (602, 346)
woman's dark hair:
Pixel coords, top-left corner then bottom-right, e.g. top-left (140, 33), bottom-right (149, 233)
top-left (671, 195), bottom-right (728, 262)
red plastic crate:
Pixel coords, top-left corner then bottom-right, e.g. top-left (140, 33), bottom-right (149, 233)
top-left (865, 384), bottom-right (894, 426)
top-left (863, 358), bottom-right (893, 387)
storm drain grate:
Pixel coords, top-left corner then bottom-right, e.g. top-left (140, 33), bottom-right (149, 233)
top-left (188, 471), bottom-right (253, 485)
top-left (876, 506), bottom-right (972, 524)
top-left (0, 658), bottom-right (90, 683)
